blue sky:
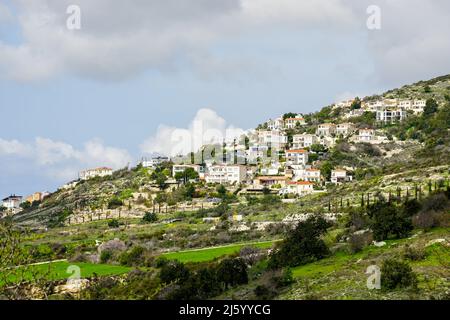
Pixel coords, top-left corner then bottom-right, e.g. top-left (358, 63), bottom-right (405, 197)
top-left (1, 0), bottom-right (450, 198)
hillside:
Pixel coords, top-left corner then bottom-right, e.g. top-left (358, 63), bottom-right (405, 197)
top-left (1, 74), bottom-right (449, 301)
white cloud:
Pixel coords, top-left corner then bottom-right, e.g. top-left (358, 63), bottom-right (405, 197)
top-left (0, 0), bottom-right (357, 81)
top-left (140, 108), bottom-right (245, 157)
top-left (0, 138), bottom-right (33, 156)
top-left (0, 137), bottom-right (132, 182)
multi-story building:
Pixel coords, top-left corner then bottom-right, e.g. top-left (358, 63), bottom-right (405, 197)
top-left (285, 149), bottom-right (309, 166)
top-left (292, 134), bottom-right (319, 149)
top-left (331, 169), bottom-right (352, 184)
top-left (292, 168), bottom-right (321, 182)
top-left (172, 164), bottom-right (205, 179)
top-left (258, 130), bottom-right (288, 148)
top-left (335, 123), bottom-right (356, 137)
top-left (205, 165), bottom-right (247, 185)
top-left (1, 195), bottom-right (22, 210)
top-left (141, 156), bottom-right (170, 168)
top-left (284, 117), bottom-right (306, 129)
top-left (79, 167), bottom-right (113, 180)
top-left (267, 117), bottom-right (284, 131)
top-left (376, 108), bottom-right (407, 123)
top-left (316, 123), bottom-right (336, 137)
top-left (25, 192), bottom-right (49, 204)
top-left (280, 181), bottom-right (314, 196)
top-left (357, 129), bottom-right (375, 142)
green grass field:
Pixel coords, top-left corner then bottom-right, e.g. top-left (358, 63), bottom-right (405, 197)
top-left (5, 261), bottom-right (131, 284)
top-left (162, 240), bottom-right (278, 263)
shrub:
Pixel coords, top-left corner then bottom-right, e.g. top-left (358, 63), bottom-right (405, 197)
top-left (119, 246), bottom-right (149, 267)
top-left (367, 201), bottom-right (413, 241)
top-left (402, 245), bottom-right (426, 261)
top-left (143, 212), bottom-right (158, 223)
top-left (216, 258), bottom-right (249, 290)
top-left (349, 231), bottom-right (373, 253)
top-left (381, 258), bottom-right (418, 290)
top-left (268, 216), bottom-right (331, 268)
top-left (108, 219), bottom-right (120, 228)
top-left (100, 250), bottom-right (113, 264)
top-left (159, 260), bottom-right (190, 284)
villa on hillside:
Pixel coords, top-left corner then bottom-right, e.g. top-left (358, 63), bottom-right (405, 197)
top-left (336, 123), bottom-right (356, 137)
top-left (254, 175), bottom-right (289, 188)
top-left (284, 117), bottom-right (306, 129)
top-left (376, 108), bottom-right (407, 123)
top-left (141, 156), bottom-right (170, 168)
top-left (292, 134), bottom-right (319, 149)
top-left (316, 123), bottom-right (336, 137)
top-left (172, 164), bottom-right (205, 179)
top-left (280, 181), bottom-right (314, 196)
top-left (25, 192), bottom-right (49, 204)
top-left (79, 167), bottom-right (113, 180)
top-left (285, 149), bottom-right (309, 166)
top-left (205, 165), bottom-right (247, 185)
top-left (1, 195), bottom-right (22, 211)
top-left (357, 128), bottom-right (375, 142)
top-left (331, 169), bottom-right (352, 184)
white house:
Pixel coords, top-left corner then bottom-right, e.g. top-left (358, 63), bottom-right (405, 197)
top-left (316, 123), bottom-right (336, 137)
top-left (79, 167), bottom-right (113, 180)
top-left (411, 100), bottom-right (426, 114)
top-left (246, 145), bottom-right (269, 163)
top-left (172, 164), bottom-right (205, 179)
top-left (362, 100), bottom-right (387, 112)
top-left (335, 123), bottom-right (356, 137)
top-left (331, 170), bottom-right (352, 184)
top-left (280, 181), bottom-right (314, 196)
top-left (292, 134), bottom-right (319, 149)
top-left (357, 129), bottom-right (375, 142)
top-left (376, 108), bottom-right (407, 123)
top-left (1, 195), bottom-right (22, 210)
top-left (205, 165), bottom-right (247, 184)
top-left (292, 168), bottom-right (321, 182)
top-left (141, 156), bottom-right (170, 168)
top-left (284, 117), bottom-right (306, 129)
top-left (267, 117), bottom-right (284, 131)
top-left (258, 130), bottom-right (288, 148)
top-left (285, 149), bottom-right (309, 166)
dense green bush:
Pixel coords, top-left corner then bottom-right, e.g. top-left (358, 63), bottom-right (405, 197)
top-left (268, 216), bottom-right (331, 268)
top-left (381, 258), bottom-right (417, 290)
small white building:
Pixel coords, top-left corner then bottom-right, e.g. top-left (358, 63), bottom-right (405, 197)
top-left (336, 123), bottom-right (356, 137)
top-left (1, 195), bottom-right (22, 210)
top-left (258, 130), bottom-right (288, 148)
top-left (79, 167), bottom-right (113, 180)
top-left (172, 164), bottom-right (205, 179)
top-left (331, 170), bottom-right (352, 184)
top-left (357, 129), bottom-right (375, 142)
top-left (411, 100), bottom-right (426, 114)
top-left (246, 145), bottom-right (269, 163)
top-left (292, 134), bottom-right (319, 149)
top-left (280, 181), bottom-right (314, 196)
top-left (267, 118), bottom-right (284, 131)
top-left (141, 156), bottom-right (170, 168)
top-left (292, 168), bottom-right (321, 182)
top-left (316, 123), bottom-right (336, 137)
top-left (205, 165), bottom-right (247, 185)
top-left (284, 117), bottom-right (306, 129)
top-left (285, 149), bottom-right (309, 166)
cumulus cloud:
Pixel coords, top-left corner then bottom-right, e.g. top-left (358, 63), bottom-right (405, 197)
top-left (0, 0), bottom-right (357, 81)
top-left (140, 108), bottom-right (245, 157)
top-left (0, 137), bottom-right (132, 182)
